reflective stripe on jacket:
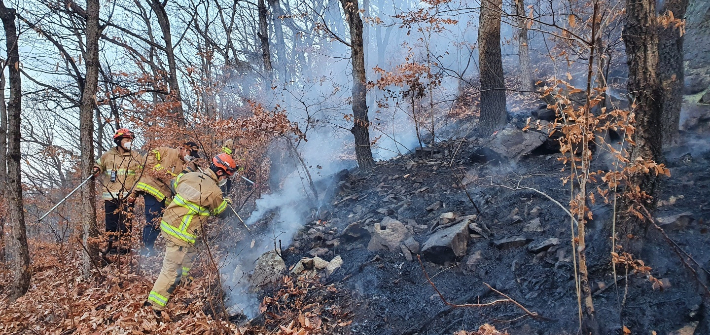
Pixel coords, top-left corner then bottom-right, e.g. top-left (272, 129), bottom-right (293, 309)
top-left (160, 168), bottom-right (228, 246)
top-left (94, 147), bottom-right (144, 201)
top-left (135, 147), bottom-right (185, 202)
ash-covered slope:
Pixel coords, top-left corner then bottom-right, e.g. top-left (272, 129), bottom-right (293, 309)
top-left (277, 133), bottom-right (710, 335)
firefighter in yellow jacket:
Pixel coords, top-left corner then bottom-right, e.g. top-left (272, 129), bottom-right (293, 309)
top-left (144, 153), bottom-right (237, 316)
top-left (92, 128), bottom-right (144, 254)
top-left (133, 142), bottom-right (201, 250)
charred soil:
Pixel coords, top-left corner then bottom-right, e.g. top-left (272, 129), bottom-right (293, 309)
top-left (277, 131), bottom-right (710, 334)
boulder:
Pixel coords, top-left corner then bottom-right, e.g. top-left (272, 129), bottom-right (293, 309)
top-left (527, 238), bottom-right (560, 253)
top-left (487, 127), bottom-right (547, 160)
top-left (341, 221), bottom-right (371, 243)
top-left (421, 221), bottom-right (469, 264)
top-left (494, 236), bottom-right (531, 249)
top-left (367, 217), bottom-right (411, 252)
top-left (250, 251), bottom-right (286, 287)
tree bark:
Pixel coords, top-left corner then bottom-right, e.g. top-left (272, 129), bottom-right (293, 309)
top-left (620, 0), bottom-right (663, 255)
top-left (657, 0), bottom-right (688, 146)
top-left (515, 0), bottom-right (533, 93)
top-left (148, 0), bottom-right (186, 127)
top-left (340, 0), bottom-right (375, 169)
top-left (0, 60), bottom-right (6, 263)
top-left (478, 0), bottom-right (507, 136)
top-left (0, 0), bottom-right (30, 300)
top-left (80, 0), bottom-right (101, 277)
top-left (258, 0), bottom-right (273, 83)
top-left (269, 0), bottom-right (288, 84)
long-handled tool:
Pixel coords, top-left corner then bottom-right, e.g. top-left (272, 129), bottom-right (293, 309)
top-left (240, 175), bottom-right (255, 185)
top-left (229, 204), bottom-right (251, 232)
top-left (39, 175), bottom-right (93, 221)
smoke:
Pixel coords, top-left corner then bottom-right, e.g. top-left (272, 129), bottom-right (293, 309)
top-left (217, 0), bottom-right (529, 319)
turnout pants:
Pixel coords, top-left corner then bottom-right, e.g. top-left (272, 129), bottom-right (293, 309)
top-left (147, 238), bottom-right (196, 311)
top-left (105, 199), bottom-right (134, 243)
top-left (142, 194), bottom-right (165, 249)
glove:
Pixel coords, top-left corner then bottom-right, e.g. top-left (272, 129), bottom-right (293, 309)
top-left (126, 193), bottom-right (137, 204)
top-left (224, 197), bottom-right (233, 205)
top-left (91, 166), bottom-right (101, 178)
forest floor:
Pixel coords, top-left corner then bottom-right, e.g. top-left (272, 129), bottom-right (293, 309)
top-left (2, 100), bottom-right (710, 335)
top-left (265, 101), bottom-right (710, 334)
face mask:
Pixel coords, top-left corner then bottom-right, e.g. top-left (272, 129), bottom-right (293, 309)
top-left (123, 141), bottom-right (132, 150)
top-left (184, 155), bottom-right (193, 162)
top-left (218, 178), bottom-right (228, 187)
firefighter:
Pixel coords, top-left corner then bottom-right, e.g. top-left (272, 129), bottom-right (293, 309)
top-left (133, 142), bottom-right (201, 251)
top-left (92, 128), bottom-right (144, 254)
top-left (144, 153), bottom-right (237, 317)
top-left (219, 139), bottom-right (236, 194)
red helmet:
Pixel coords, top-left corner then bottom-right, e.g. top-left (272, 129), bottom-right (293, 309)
top-left (113, 128), bottom-right (135, 141)
top-left (212, 153), bottom-right (237, 176)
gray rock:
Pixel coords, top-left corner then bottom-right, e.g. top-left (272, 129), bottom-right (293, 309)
top-left (312, 256), bottom-right (330, 270)
top-left (426, 200), bottom-right (443, 211)
top-left (403, 237), bottom-right (420, 254)
top-left (326, 256), bottom-right (343, 275)
top-left (421, 221), bottom-right (469, 264)
top-left (367, 217), bottom-right (411, 252)
top-left (523, 218), bottom-right (544, 232)
top-left (309, 247), bottom-right (329, 257)
top-left (527, 238), bottom-right (560, 253)
top-left (341, 221), bottom-right (371, 243)
top-left (439, 212), bottom-right (457, 225)
top-left (467, 220), bottom-right (490, 239)
top-left (250, 251), bottom-right (286, 287)
top-left (530, 206), bottom-right (541, 217)
top-left (400, 244), bottom-right (413, 261)
top-left (494, 236), bottom-right (531, 249)
top-left (487, 127), bottom-right (547, 159)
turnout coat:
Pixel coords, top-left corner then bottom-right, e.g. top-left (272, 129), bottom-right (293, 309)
top-left (160, 168), bottom-right (229, 247)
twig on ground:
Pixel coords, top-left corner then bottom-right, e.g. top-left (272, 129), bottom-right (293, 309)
top-left (648, 219), bottom-right (710, 298)
top-left (491, 178), bottom-right (578, 226)
top-left (417, 255), bottom-right (547, 320)
top-left (454, 169), bottom-right (481, 214)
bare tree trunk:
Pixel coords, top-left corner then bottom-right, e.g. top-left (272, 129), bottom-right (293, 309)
top-left (340, 0), bottom-right (375, 169)
top-left (80, 0), bottom-right (101, 277)
top-left (258, 0), bottom-right (273, 83)
top-left (0, 0), bottom-right (30, 300)
top-left (148, 0), bottom-right (186, 127)
top-left (0, 63), bottom-right (6, 263)
top-left (478, 0), bottom-right (507, 136)
top-left (269, 0), bottom-right (288, 84)
top-left (515, 0), bottom-right (533, 93)
top-left (620, 0), bottom-right (663, 255)
top-left (658, 0), bottom-right (689, 146)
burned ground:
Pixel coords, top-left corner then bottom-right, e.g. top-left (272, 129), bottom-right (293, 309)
top-left (265, 128), bottom-right (710, 334)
